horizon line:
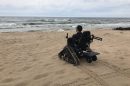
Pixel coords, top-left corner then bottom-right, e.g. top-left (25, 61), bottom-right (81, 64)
top-left (0, 15), bottom-right (130, 18)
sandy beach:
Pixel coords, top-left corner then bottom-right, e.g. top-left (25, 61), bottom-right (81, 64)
top-left (0, 29), bottom-right (130, 86)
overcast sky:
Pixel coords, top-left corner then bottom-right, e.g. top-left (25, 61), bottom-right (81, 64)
top-left (0, 0), bottom-right (130, 17)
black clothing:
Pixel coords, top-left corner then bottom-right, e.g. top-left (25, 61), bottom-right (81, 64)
top-left (72, 31), bottom-right (93, 51)
top-left (72, 32), bottom-right (83, 46)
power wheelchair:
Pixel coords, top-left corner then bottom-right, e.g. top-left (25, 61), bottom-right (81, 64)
top-left (58, 31), bottom-right (102, 66)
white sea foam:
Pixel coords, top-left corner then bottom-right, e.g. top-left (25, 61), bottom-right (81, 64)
top-left (0, 23), bottom-right (17, 26)
top-left (57, 29), bottom-right (64, 32)
top-left (0, 17), bottom-right (130, 32)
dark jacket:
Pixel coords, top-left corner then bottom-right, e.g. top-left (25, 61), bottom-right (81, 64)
top-left (72, 32), bottom-right (83, 46)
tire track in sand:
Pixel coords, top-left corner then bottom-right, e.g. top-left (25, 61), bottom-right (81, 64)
top-left (98, 60), bottom-right (130, 78)
top-left (77, 59), bottom-right (130, 86)
top-left (77, 64), bottom-right (109, 86)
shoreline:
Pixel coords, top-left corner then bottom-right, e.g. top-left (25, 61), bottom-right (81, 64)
top-left (0, 28), bottom-right (112, 33)
top-left (1, 26), bottom-right (130, 33)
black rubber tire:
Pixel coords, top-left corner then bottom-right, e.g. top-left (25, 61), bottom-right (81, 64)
top-left (58, 51), bottom-right (64, 59)
top-left (67, 46), bottom-right (80, 66)
top-left (58, 53), bottom-right (62, 59)
top-left (92, 56), bottom-right (97, 61)
top-left (58, 46), bottom-right (80, 66)
top-left (86, 57), bottom-right (92, 63)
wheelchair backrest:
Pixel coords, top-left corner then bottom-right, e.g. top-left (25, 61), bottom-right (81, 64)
top-left (67, 31), bottom-right (92, 49)
top-left (82, 31), bottom-right (92, 44)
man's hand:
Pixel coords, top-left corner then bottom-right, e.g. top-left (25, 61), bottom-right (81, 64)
top-left (66, 33), bottom-right (68, 39)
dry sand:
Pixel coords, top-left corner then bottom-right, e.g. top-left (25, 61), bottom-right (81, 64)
top-left (0, 29), bottom-right (130, 86)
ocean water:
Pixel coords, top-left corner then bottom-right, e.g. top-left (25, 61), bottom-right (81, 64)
top-left (0, 16), bottom-right (130, 32)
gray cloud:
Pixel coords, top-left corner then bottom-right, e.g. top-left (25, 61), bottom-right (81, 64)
top-left (0, 0), bottom-right (130, 17)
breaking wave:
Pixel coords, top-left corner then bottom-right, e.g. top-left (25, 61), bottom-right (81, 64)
top-left (0, 17), bottom-right (130, 32)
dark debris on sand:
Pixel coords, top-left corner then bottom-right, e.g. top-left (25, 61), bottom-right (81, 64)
top-left (113, 27), bottom-right (130, 30)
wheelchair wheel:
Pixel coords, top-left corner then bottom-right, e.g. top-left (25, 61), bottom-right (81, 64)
top-left (86, 57), bottom-right (92, 63)
top-left (58, 49), bottom-right (65, 59)
top-left (58, 46), bottom-right (80, 66)
top-left (92, 55), bottom-right (97, 61)
top-left (58, 52), bottom-right (62, 59)
top-left (66, 46), bottom-right (80, 66)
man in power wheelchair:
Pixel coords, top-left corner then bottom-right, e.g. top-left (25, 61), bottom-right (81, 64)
top-left (58, 25), bottom-right (102, 66)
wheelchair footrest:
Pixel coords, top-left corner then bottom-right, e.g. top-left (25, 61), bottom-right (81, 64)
top-left (83, 51), bottom-right (100, 57)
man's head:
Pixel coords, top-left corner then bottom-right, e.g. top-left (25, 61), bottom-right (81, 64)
top-left (76, 25), bottom-right (83, 32)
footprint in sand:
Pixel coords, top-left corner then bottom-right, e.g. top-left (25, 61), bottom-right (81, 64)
top-left (42, 81), bottom-right (51, 86)
top-left (120, 31), bottom-right (124, 34)
top-left (21, 66), bottom-right (32, 71)
top-left (103, 33), bottom-right (110, 36)
top-left (33, 73), bottom-right (49, 80)
top-left (55, 69), bottom-right (65, 75)
top-left (1, 78), bottom-right (15, 83)
top-left (103, 51), bottom-right (109, 54)
top-left (0, 64), bottom-right (3, 67)
top-left (57, 75), bottom-right (64, 79)
top-left (119, 57), bottom-right (125, 60)
top-left (0, 68), bottom-right (4, 72)
top-left (43, 63), bottom-right (52, 67)
top-left (32, 58), bottom-right (38, 62)
top-left (15, 81), bottom-right (29, 86)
